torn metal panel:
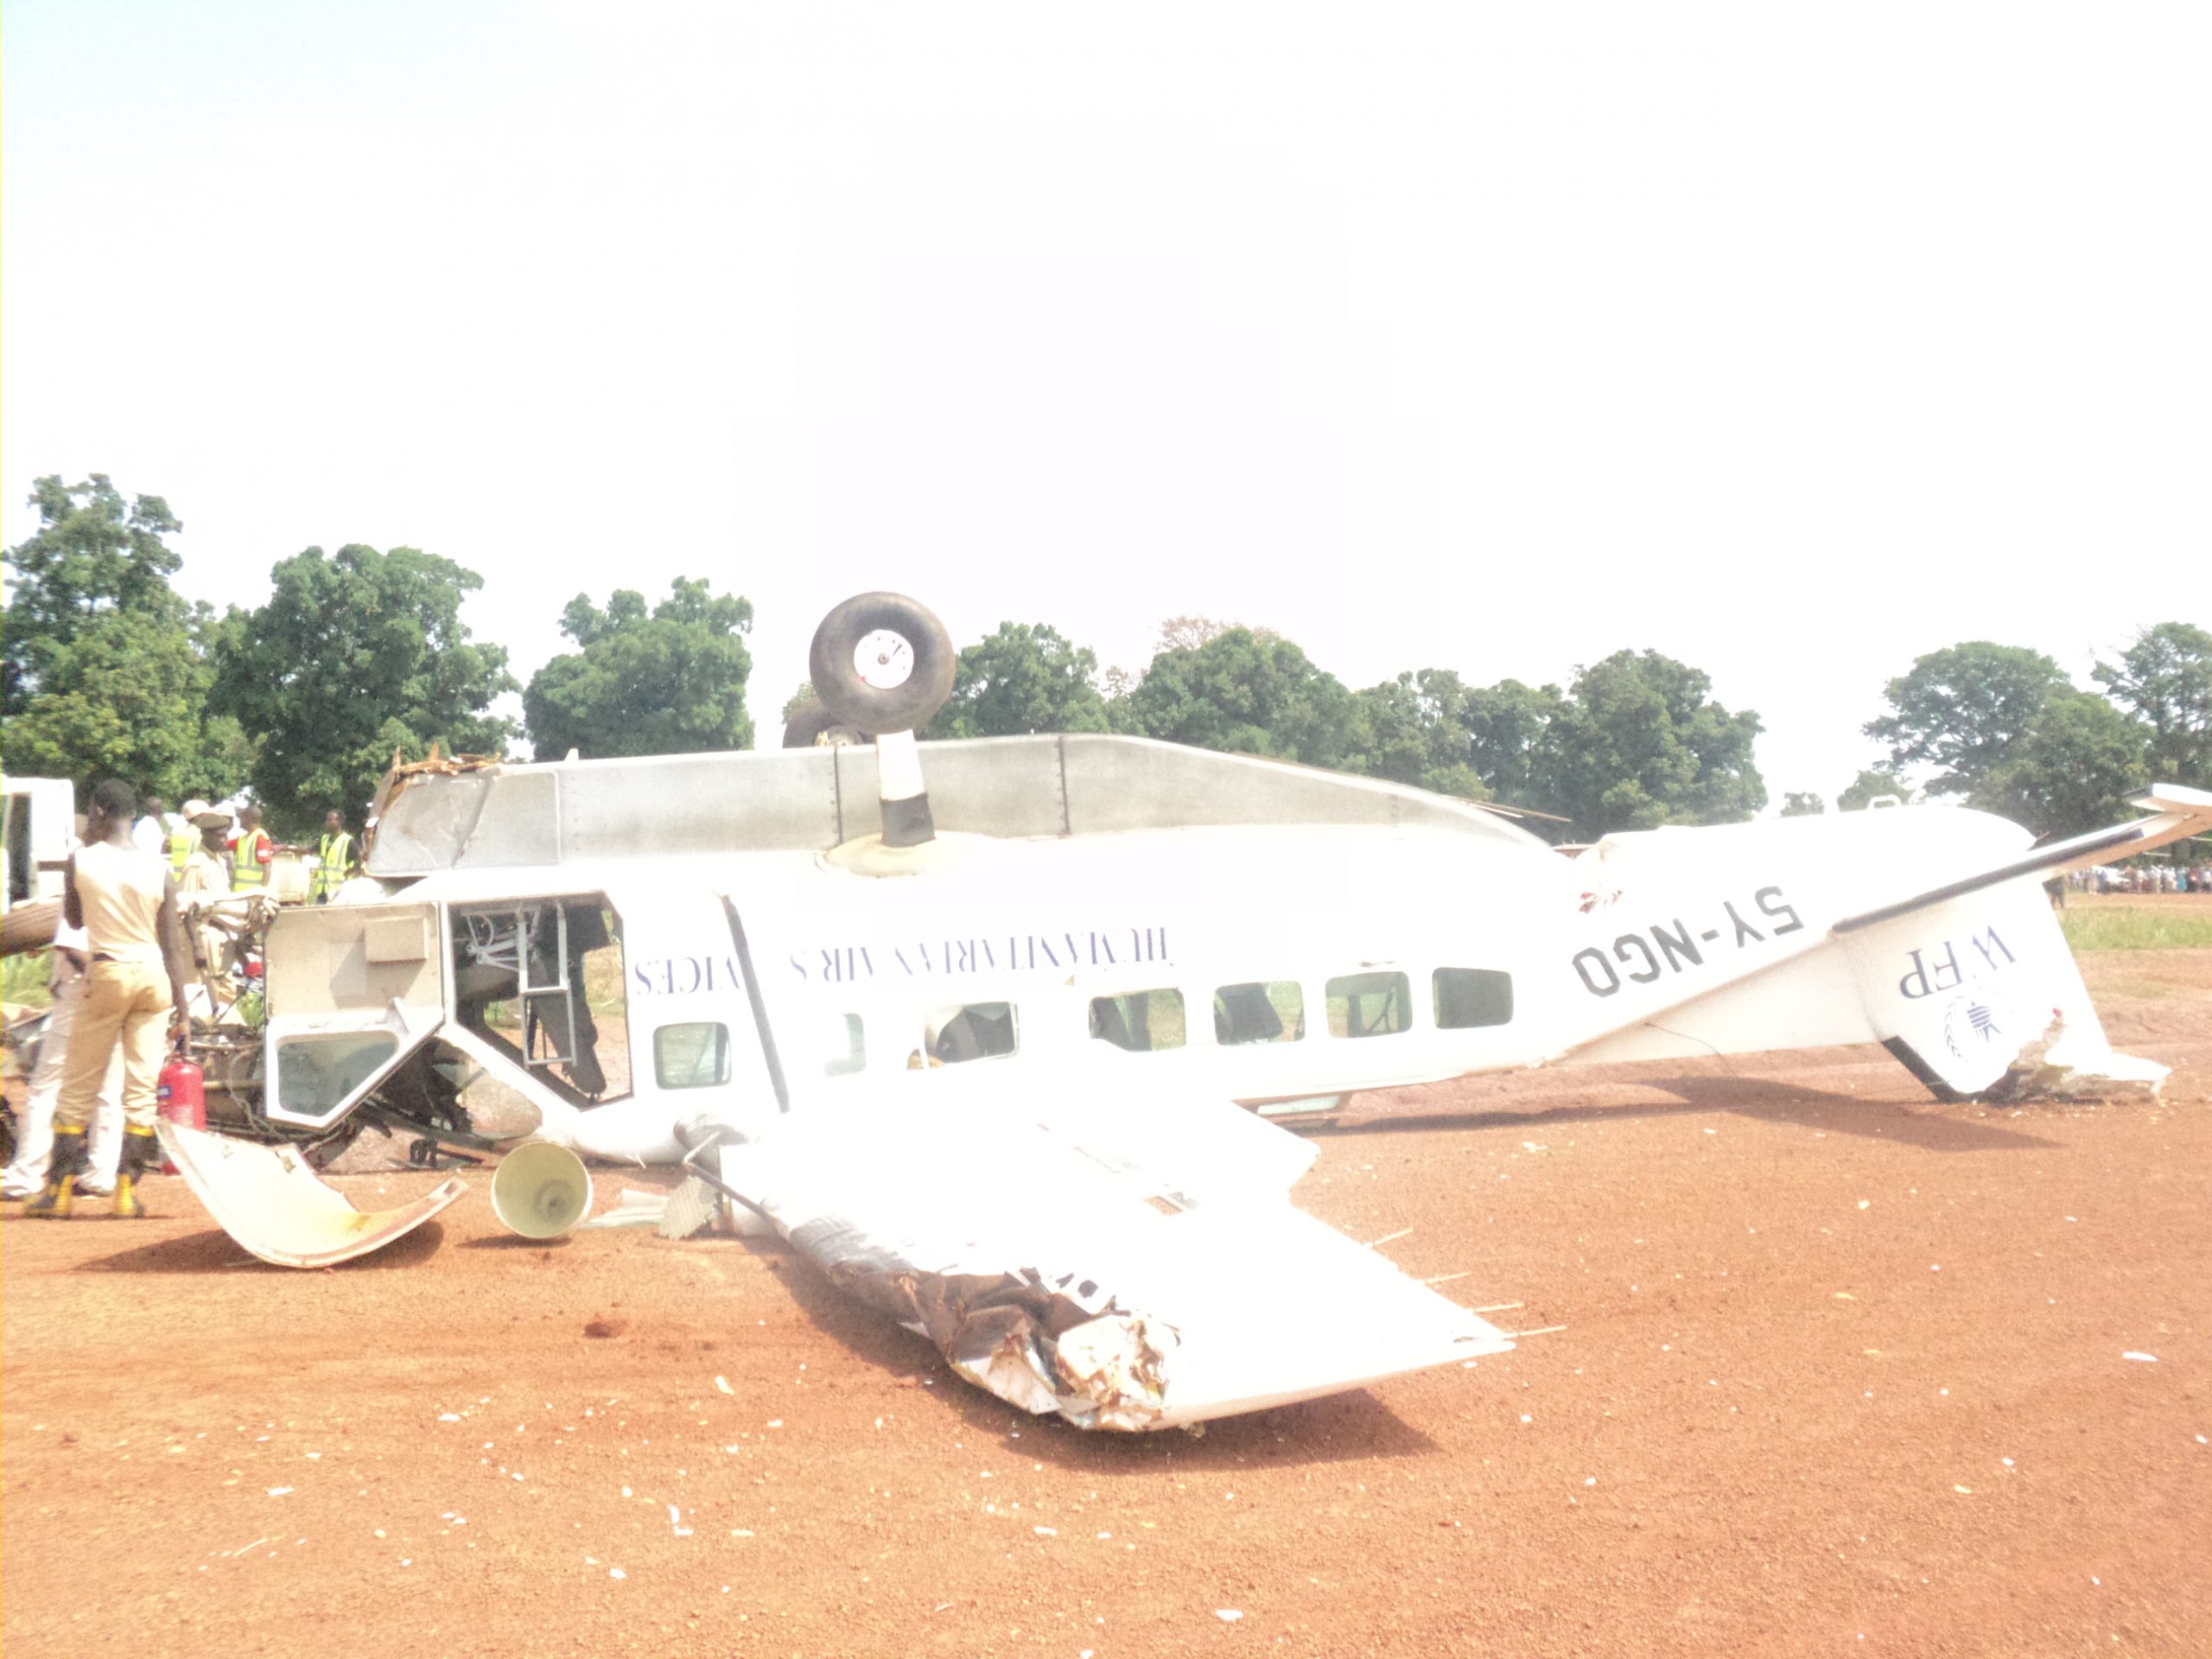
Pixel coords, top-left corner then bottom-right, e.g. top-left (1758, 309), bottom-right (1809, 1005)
top-left (1980, 1012), bottom-right (2168, 1103)
top-left (156, 1120), bottom-right (466, 1268)
top-left (714, 1092), bottom-right (1513, 1431)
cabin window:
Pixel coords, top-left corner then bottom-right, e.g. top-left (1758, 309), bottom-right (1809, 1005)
top-left (1213, 981), bottom-right (1303, 1046)
top-left (1326, 970), bottom-right (1411, 1039)
top-left (1090, 989), bottom-right (1188, 1052)
top-left (654, 1022), bottom-right (731, 1090)
top-left (1433, 967), bottom-right (1515, 1028)
top-left (823, 1014), bottom-right (867, 1077)
top-left (274, 1032), bottom-right (400, 1117)
top-left (450, 895), bottom-right (631, 1105)
top-left (926, 1001), bottom-right (1018, 1064)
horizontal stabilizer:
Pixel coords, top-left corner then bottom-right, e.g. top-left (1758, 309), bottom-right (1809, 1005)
top-left (1834, 784), bottom-right (2212, 934)
top-left (157, 1120), bottom-right (466, 1268)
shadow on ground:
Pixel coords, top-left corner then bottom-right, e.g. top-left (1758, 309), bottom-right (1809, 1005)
top-left (1317, 1073), bottom-right (2060, 1153)
top-left (78, 1220), bottom-right (448, 1274)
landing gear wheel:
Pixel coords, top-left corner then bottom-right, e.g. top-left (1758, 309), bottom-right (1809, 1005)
top-left (781, 697), bottom-right (868, 749)
top-left (807, 592), bottom-right (957, 734)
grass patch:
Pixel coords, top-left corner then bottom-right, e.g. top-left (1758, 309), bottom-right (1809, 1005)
top-left (2059, 906), bottom-right (2212, 951)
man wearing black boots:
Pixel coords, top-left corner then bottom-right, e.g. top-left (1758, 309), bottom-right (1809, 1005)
top-left (24, 779), bottom-right (196, 1220)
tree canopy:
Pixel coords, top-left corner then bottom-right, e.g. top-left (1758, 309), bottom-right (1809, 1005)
top-left (1974, 690), bottom-right (2147, 839)
top-left (2, 474), bottom-right (246, 801)
top-left (925, 621), bottom-right (1110, 740)
top-left (1118, 626), bottom-right (1358, 770)
top-left (522, 578), bottom-right (755, 762)
top-left (1346, 670), bottom-right (1487, 798)
top-left (1838, 768), bottom-right (1913, 811)
top-left (2094, 622), bottom-right (2211, 787)
top-left (1446, 664), bottom-right (1768, 835)
top-left (211, 543), bottom-right (515, 831)
top-left (1865, 642), bottom-right (2071, 798)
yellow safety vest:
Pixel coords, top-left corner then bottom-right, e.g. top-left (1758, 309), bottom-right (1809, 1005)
top-left (312, 831), bottom-right (354, 901)
top-left (231, 828), bottom-right (272, 891)
top-left (167, 823), bottom-right (195, 875)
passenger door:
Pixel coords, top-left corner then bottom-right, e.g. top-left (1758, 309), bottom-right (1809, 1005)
top-left (262, 901), bottom-right (446, 1130)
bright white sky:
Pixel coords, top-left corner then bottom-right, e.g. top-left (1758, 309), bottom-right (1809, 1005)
top-left (5, 3), bottom-right (2206, 803)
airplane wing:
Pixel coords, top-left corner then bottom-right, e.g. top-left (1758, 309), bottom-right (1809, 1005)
top-left (708, 1077), bottom-right (1514, 1431)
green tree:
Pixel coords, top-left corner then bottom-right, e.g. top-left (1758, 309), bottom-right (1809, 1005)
top-left (212, 543), bottom-right (516, 830)
top-left (2094, 621), bottom-right (2211, 786)
top-left (1461, 678), bottom-right (1563, 809)
top-left (1533, 651), bottom-right (1765, 837)
top-left (1121, 627), bottom-right (1358, 768)
top-left (523, 578), bottom-right (754, 761)
top-left (2, 474), bottom-right (245, 800)
top-left (1865, 642), bottom-right (2071, 798)
top-left (1780, 791), bottom-right (1826, 817)
top-left (1974, 691), bottom-right (2147, 839)
top-left (1346, 670), bottom-right (1488, 798)
top-left (925, 622), bottom-right (1110, 740)
top-left (1838, 768), bottom-right (1913, 810)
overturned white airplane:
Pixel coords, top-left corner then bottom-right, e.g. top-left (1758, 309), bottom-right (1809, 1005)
top-left (162, 593), bottom-right (2212, 1432)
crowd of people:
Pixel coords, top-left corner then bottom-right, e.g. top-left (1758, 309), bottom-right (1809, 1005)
top-left (2063, 862), bottom-right (2210, 894)
top-left (1, 785), bottom-right (363, 1217)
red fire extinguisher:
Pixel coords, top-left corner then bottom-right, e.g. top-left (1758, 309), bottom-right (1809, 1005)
top-left (156, 1046), bottom-right (207, 1175)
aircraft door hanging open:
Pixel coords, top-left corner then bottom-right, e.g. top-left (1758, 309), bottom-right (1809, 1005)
top-left (261, 900), bottom-right (446, 1131)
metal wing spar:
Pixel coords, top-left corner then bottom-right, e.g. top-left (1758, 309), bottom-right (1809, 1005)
top-left (708, 1074), bottom-right (1515, 1431)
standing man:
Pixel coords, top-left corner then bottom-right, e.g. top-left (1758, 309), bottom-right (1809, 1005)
top-left (24, 780), bottom-right (194, 1220)
top-left (311, 809), bottom-right (356, 904)
top-left (230, 804), bottom-right (274, 893)
top-left (1, 908), bottom-right (126, 1202)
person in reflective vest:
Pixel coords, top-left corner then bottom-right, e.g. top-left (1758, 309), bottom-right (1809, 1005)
top-left (312, 810), bottom-right (356, 904)
top-left (230, 804), bottom-right (274, 893)
top-left (168, 798), bottom-right (208, 876)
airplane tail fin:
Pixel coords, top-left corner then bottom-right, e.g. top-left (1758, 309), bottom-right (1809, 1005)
top-left (1834, 881), bottom-right (2120, 1098)
top-left (1562, 787), bottom-right (2206, 1098)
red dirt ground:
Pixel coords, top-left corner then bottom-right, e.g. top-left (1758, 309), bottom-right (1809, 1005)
top-left (5, 934), bottom-right (2209, 1657)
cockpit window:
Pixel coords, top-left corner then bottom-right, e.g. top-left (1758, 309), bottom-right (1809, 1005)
top-left (451, 896), bottom-right (631, 1105)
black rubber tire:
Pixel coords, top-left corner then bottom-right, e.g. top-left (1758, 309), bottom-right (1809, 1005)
top-left (781, 697), bottom-right (868, 749)
top-left (807, 592), bottom-right (957, 734)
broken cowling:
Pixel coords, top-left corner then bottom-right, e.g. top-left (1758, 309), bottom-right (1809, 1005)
top-left (803, 593), bottom-right (958, 849)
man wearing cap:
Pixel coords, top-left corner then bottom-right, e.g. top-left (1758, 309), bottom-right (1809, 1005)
top-left (176, 804), bottom-right (236, 987)
top-left (169, 798), bottom-right (213, 876)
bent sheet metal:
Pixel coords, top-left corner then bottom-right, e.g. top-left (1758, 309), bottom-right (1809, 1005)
top-left (156, 1119), bottom-right (466, 1268)
top-left (711, 1081), bottom-right (1515, 1430)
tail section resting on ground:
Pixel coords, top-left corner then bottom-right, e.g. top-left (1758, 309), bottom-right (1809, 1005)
top-left (1563, 785), bottom-right (2210, 1099)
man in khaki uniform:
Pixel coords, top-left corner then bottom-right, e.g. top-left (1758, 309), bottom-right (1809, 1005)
top-left (26, 779), bottom-right (195, 1219)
